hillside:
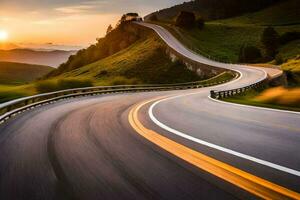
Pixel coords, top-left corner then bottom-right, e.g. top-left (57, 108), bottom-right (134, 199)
top-left (152, 0), bottom-right (300, 63)
top-left (0, 49), bottom-right (76, 67)
top-left (47, 21), bottom-right (150, 77)
top-left (215, 0), bottom-right (300, 26)
top-left (0, 62), bottom-right (53, 85)
top-left (47, 22), bottom-right (206, 85)
top-left (54, 33), bottom-right (202, 85)
top-left (145, 0), bottom-right (281, 22)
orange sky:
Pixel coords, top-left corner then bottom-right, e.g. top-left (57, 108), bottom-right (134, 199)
top-left (0, 0), bottom-right (185, 47)
top-left (0, 13), bottom-right (120, 46)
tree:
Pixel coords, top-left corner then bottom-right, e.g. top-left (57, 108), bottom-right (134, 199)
top-left (175, 11), bottom-right (196, 29)
top-left (261, 27), bottom-right (279, 58)
top-left (239, 45), bottom-right (262, 63)
top-left (106, 24), bottom-right (113, 35)
top-left (196, 16), bottom-right (205, 29)
top-left (149, 14), bottom-right (158, 21)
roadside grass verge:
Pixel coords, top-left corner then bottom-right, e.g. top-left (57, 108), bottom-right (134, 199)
top-left (224, 87), bottom-right (300, 112)
top-left (0, 91), bottom-right (27, 103)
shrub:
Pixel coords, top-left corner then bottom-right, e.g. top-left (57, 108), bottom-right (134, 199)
top-left (57, 79), bottom-right (93, 90)
top-left (35, 80), bottom-right (59, 93)
top-left (96, 70), bottom-right (109, 78)
top-left (261, 27), bottom-right (279, 58)
top-left (149, 14), bottom-right (158, 21)
top-left (175, 11), bottom-right (196, 29)
top-left (279, 31), bottom-right (300, 45)
top-left (108, 76), bottom-right (140, 85)
top-left (275, 54), bottom-right (284, 65)
top-left (35, 79), bottom-right (93, 93)
top-left (196, 17), bottom-right (205, 29)
top-left (239, 45), bottom-right (262, 63)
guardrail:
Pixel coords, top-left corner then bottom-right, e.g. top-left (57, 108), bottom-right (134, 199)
top-left (210, 77), bottom-right (268, 99)
top-left (0, 71), bottom-right (238, 124)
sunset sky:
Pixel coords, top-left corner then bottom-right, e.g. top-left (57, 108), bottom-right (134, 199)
top-left (0, 0), bottom-right (185, 47)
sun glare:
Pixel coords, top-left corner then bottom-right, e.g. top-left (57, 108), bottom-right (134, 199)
top-left (0, 30), bottom-right (8, 41)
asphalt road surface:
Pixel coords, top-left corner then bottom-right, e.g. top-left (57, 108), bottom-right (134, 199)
top-left (0, 23), bottom-right (299, 200)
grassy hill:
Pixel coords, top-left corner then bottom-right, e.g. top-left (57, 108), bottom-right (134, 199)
top-left (48, 22), bottom-right (208, 85)
top-left (54, 34), bottom-right (202, 85)
top-left (145, 0), bottom-right (281, 22)
top-left (152, 0), bottom-right (300, 63)
top-left (215, 0), bottom-right (300, 26)
top-left (0, 62), bottom-right (53, 85)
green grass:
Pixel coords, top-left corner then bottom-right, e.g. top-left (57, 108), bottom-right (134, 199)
top-left (153, 0), bottom-right (300, 64)
top-left (277, 40), bottom-right (300, 62)
top-left (0, 61), bottom-right (53, 85)
top-left (0, 84), bottom-right (35, 103)
top-left (158, 22), bottom-right (300, 63)
top-left (215, 0), bottom-right (300, 26)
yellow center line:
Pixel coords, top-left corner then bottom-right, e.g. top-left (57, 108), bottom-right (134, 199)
top-left (128, 97), bottom-right (300, 200)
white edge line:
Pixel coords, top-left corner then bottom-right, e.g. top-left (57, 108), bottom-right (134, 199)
top-left (148, 95), bottom-right (300, 177)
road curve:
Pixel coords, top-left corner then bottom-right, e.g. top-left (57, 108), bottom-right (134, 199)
top-left (0, 23), bottom-right (299, 200)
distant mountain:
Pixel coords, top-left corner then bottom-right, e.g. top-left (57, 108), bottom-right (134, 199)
top-left (0, 61), bottom-right (53, 85)
top-left (18, 43), bottom-right (83, 51)
top-left (145, 0), bottom-right (282, 22)
top-left (0, 49), bottom-right (76, 67)
top-left (0, 42), bottom-right (19, 50)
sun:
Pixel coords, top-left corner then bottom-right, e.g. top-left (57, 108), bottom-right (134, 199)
top-left (0, 30), bottom-right (8, 41)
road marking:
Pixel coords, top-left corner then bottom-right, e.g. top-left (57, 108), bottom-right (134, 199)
top-left (129, 98), bottom-right (300, 200)
top-left (149, 95), bottom-right (300, 177)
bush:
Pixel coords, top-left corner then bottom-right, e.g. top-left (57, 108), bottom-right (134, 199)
top-left (35, 79), bottom-right (93, 93)
top-left (108, 76), bottom-right (140, 86)
top-left (279, 31), bottom-right (300, 45)
top-left (149, 14), bottom-right (158, 21)
top-left (57, 79), bottom-right (93, 90)
top-left (196, 17), bottom-right (205, 29)
top-left (35, 80), bottom-right (59, 93)
top-left (239, 45), bottom-right (262, 63)
top-left (275, 54), bottom-right (284, 65)
top-left (261, 27), bottom-right (279, 58)
top-left (175, 11), bottom-right (196, 29)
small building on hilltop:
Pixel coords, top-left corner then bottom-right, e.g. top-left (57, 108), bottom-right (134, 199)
top-left (122, 13), bottom-right (143, 22)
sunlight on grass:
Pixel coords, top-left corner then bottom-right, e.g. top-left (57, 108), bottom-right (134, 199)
top-left (255, 87), bottom-right (300, 106)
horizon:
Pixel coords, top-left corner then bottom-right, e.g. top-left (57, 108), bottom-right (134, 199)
top-left (0, 0), bottom-right (186, 48)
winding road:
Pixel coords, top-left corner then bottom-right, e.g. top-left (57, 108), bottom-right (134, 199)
top-left (0, 23), bottom-right (299, 200)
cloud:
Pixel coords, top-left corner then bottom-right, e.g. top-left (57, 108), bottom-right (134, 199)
top-left (55, 5), bottom-right (95, 14)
